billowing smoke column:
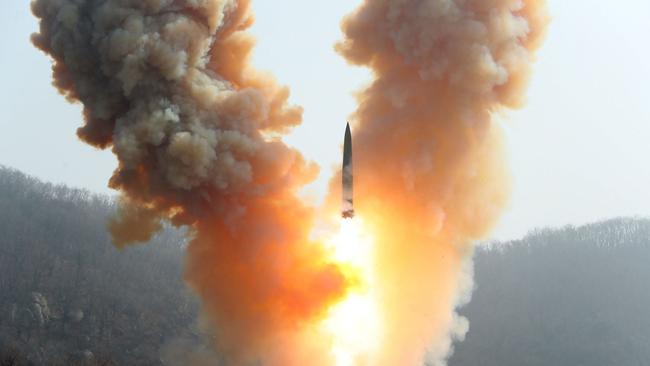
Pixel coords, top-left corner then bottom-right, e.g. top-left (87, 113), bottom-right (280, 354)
top-left (32, 0), bottom-right (548, 364)
top-left (31, 0), bottom-right (350, 364)
top-left (331, 0), bottom-right (548, 364)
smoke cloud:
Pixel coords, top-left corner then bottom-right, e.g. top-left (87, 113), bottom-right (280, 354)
top-left (32, 0), bottom-right (349, 364)
top-left (32, 0), bottom-right (547, 364)
top-left (329, 0), bottom-right (548, 364)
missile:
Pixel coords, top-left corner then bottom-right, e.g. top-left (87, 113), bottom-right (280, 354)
top-left (342, 122), bottom-right (355, 219)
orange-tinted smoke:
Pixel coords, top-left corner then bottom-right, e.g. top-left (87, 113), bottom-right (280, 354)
top-left (31, 0), bottom-right (349, 364)
top-left (329, 0), bottom-right (549, 364)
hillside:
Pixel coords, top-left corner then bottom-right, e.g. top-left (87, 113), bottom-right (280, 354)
top-left (3, 166), bottom-right (650, 365)
top-left (449, 218), bottom-right (650, 366)
top-left (0, 166), bottom-right (200, 365)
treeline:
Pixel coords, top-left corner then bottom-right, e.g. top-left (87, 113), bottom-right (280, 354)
top-left (0, 166), bottom-right (199, 365)
top-left (4, 166), bottom-right (650, 365)
top-left (449, 217), bottom-right (650, 366)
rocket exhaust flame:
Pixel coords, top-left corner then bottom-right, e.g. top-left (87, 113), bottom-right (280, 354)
top-left (322, 218), bottom-right (380, 366)
top-left (32, 0), bottom-right (547, 365)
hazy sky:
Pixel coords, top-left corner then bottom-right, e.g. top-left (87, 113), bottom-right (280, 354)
top-left (2, 0), bottom-right (650, 240)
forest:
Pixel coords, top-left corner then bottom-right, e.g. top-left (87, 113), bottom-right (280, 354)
top-left (0, 167), bottom-right (202, 365)
top-left (2, 166), bottom-right (650, 365)
top-left (450, 217), bottom-right (650, 366)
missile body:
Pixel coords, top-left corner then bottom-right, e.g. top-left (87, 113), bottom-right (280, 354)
top-left (342, 122), bottom-right (355, 219)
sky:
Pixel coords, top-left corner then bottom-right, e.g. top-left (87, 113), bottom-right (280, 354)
top-left (1, 0), bottom-right (650, 241)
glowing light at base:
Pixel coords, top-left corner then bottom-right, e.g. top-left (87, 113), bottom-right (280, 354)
top-left (321, 218), bottom-right (381, 366)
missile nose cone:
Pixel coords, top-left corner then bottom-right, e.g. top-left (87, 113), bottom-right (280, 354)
top-left (343, 123), bottom-right (352, 160)
top-left (342, 122), bottom-right (354, 219)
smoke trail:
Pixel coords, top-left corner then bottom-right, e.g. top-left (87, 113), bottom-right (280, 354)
top-left (331, 0), bottom-right (548, 364)
top-left (31, 0), bottom-right (349, 364)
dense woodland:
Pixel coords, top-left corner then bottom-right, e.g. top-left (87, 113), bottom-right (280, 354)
top-left (0, 167), bottom-right (201, 365)
top-left (449, 218), bottom-right (650, 366)
top-left (2, 166), bottom-right (650, 365)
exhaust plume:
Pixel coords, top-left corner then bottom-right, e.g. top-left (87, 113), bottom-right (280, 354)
top-left (329, 0), bottom-right (548, 364)
top-left (32, 0), bottom-right (548, 364)
top-left (32, 0), bottom-right (349, 364)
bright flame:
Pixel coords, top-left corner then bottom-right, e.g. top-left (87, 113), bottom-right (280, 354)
top-left (321, 218), bottom-right (381, 366)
